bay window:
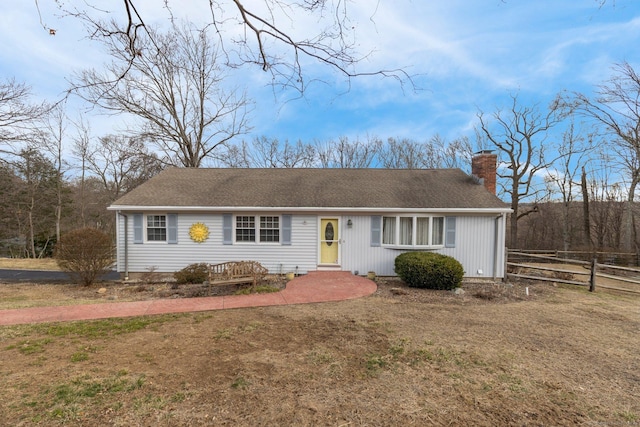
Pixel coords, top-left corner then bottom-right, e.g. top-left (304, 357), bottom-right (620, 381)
top-left (382, 215), bottom-right (445, 247)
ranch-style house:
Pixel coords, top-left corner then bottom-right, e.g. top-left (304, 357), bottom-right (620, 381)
top-left (108, 151), bottom-right (510, 280)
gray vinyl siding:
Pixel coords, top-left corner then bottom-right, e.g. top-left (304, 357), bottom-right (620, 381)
top-left (341, 215), bottom-right (506, 278)
top-left (439, 215), bottom-right (506, 278)
top-left (117, 213), bottom-right (317, 275)
top-left (116, 212), bottom-right (506, 278)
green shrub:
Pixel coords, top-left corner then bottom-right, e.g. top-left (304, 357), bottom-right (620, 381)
top-left (394, 252), bottom-right (464, 290)
top-left (174, 263), bottom-right (209, 284)
top-left (55, 228), bottom-right (114, 286)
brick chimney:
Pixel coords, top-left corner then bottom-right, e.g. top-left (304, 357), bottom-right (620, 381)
top-left (471, 151), bottom-right (497, 194)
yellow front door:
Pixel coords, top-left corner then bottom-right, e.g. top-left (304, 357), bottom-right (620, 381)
top-left (320, 218), bottom-right (339, 264)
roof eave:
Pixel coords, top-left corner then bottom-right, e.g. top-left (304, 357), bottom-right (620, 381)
top-left (108, 205), bottom-right (512, 214)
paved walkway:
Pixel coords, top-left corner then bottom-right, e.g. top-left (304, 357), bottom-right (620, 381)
top-left (0, 271), bottom-right (377, 326)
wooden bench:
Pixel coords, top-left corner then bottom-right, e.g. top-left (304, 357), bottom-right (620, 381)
top-left (208, 261), bottom-right (268, 287)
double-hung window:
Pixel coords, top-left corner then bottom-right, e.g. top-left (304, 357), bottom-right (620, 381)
top-left (235, 216), bottom-right (256, 242)
top-left (133, 213), bottom-right (176, 244)
top-left (147, 215), bottom-right (167, 241)
top-left (382, 215), bottom-right (444, 247)
top-left (235, 215), bottom-right (280, 243)
top-left (260, 216), bottom-right (280, 242)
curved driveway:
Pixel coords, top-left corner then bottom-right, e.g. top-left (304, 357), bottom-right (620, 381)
top-left (0, 271), bottom-right (377, 326)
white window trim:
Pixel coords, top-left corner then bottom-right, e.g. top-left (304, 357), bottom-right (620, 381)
top-left (145, 214), bottom-right (168, 243)
top-left (234, 214), bottom-right (282, 245)
top-left (382, 215), bottom-right (445, 249)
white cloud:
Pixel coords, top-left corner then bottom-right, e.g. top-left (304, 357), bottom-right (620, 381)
top-left (0, 0), bottom-right (639, 155)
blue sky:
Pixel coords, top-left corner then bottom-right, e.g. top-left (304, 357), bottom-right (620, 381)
top-left (1, 0), bottom-right (639, 152)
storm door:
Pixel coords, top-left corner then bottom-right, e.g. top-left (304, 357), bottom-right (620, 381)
top-left (319, 218), bottom-right (340, 265)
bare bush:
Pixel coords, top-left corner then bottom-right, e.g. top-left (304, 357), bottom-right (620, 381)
top-left (55, 228), bottom-right (114, 286)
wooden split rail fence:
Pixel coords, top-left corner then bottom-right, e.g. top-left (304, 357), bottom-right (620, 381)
top-left (507, 251), bottom-right (640, 295)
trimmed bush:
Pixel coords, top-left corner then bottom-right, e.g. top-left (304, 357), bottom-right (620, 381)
top-left (394, 252), bottom-right (464, 290)
top-left (174, 263), bottom-right (209, 284)
top-left (55, 228), bottom-right (114, 286)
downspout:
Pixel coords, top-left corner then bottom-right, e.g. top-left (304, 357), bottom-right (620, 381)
top-left (118, 212), bottom-right (129, 280)
top-left (493, 214), bottom-right (504, 280)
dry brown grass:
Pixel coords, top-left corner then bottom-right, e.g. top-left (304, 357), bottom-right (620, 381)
top-left (0, 258), bottom-right (60, 271)
top-left (0, 279), bottom-right (638, 426)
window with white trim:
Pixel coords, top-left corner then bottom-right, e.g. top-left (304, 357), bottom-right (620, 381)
top-left (236, 216), bottom-right (256, 242)
top-left (260, 216), bottom-right (280, 242)
top-left (382, 215), bottom-right (444, 247)
top-left (147, 215), bottom-right (167, 241)
top-left (235, 215), bottom-right (280, 243)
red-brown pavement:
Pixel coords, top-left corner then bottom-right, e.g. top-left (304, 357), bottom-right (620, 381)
top-left (0, 271), bottom-right (377, 326)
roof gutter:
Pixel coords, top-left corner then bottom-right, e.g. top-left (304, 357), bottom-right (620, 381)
top-left (108, 205), bottom-right (513, 215)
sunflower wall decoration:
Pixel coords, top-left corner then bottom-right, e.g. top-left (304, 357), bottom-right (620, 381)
top-left (189, 222), bottom-right (210, 243)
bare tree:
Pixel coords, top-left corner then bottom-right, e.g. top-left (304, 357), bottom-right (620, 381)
top-left (14, 149), bottom-right (59, 258)
top-left (86, 134), bottom-right (164, 201)
top-left (477, 94), bottom-right (562, 247)
top-left (245, 136), bottom-right (316, 168)
top-left (586, 155), bottom-right (626, 250)
top-left (38, 104), bottom-right (71, 244)
top-left (49, 1), bottom-right (410, 95)
top-left (316, 136), bottom-right (380, 168)
top-left (71, 117), bottom-right (92, 228)
top-left (0, 79), bottom-right (48, 160)
top-left (581, 165), bottom-right (592, 249)
top-left (568, 62), bottom-right (640, 250)
top-left (430, 134), bottom-right (474, 170)
top-left (373, 136), bottom-right (474, 170)
top-left (378, 138), bottom-right (428, 169)
top-left (216, 140), bottom-right (252, 168)
top-left (75, 23), bottom-right (251, 167)
top-left (543, 122), bottom-right (592, 251)
top-left (0, 163), bottom-right (22, 243)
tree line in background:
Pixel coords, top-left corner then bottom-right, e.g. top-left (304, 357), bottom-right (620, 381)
top-left (0, 121), bottom-right (474, 257)
top-left (1, 12), bottom-right (639, 257)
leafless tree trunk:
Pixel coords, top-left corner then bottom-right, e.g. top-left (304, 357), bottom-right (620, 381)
top-left (581, 166), bottom-right (592, 250)
top-left (38, 104), bottom-right (69, 244)
top-left (568, 62), bottom-right (640, 251)
top-left (15, 150), bottom-right (58, 258)
top-left (72, 117), bottom-right (92, 228)
top-left (477, 94), bottom-right (562, 247)
top-left (579, 152), bottom-right (627, 251)
top-left (74, 23), bottom-right (251, 168)
top-left (544, 122), bottom-right (592, 251)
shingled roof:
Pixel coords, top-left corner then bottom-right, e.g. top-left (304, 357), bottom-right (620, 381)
top-left (110, 168), bottom-right (508, 211)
